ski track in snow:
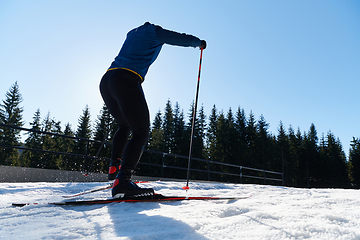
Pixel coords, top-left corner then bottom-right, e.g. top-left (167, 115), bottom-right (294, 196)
top-left (1, 181), bottom-right (360, 240)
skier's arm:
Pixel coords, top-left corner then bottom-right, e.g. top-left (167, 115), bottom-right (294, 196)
top-left (156, 26), bottom-right (204, 48)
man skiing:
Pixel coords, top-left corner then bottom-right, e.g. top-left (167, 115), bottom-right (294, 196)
top-left (99, 22), bottom-right (206, 199)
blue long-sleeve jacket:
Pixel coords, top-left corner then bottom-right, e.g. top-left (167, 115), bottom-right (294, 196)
top-left (108, 22), bottom-right (202, 81)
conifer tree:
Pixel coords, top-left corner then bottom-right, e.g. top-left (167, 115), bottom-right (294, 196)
top-left (91, 104), bottom-right (114, 172)
top-left (206, 105), bottom-right (218, 178)
top-left (20, 109), bottom-right (42, 167)
top-left (286, 125), bottom-right (301, 186)
top-left (148, 110), bottom-right (165, 152)
top-left (234, 107), bottom-right (247, 166)
top-left (297, 133), bottom-right (307, 187)
top-left (223, 108), bottom-right (237, 164)
top-left (0, 82), bottom-right (24, 165)
top-left (246, 111), bottom-right (257, 168)
top-left (189, 104), bottom-right (207, 179)
top-left (349, 137), bottom-right (360, 187)
top-left (173, 102), bottom-right (187, 156)
top-left (52, 119), bottom-right (64, 169)
top-left (60, 123), bottom-right (75, 170)
top-left (40, 112), bottom-right (61, 169)
top-left (294, 127), bottom-right (305, 187)
top-left (207, 105), bottom-right (217, 151)
top-left (188, 103), bottom-right (206, 159)
top-left (186, 102), bottom-right (196, 153)
top-left (322, 132), bottom-right (349, 187)
top-left (305, 124), bottom-right (319, 187)
top-left (71, 105), bottom-right (92, 171)
top-left (214, 111), bottom-right (227, 178)
top-left (163, 99), bottom-right (175, 153)
top-left (140, 110), bottom-right (165, 177)
top-left (217, 108), bottom-right (239, 181)
top-left (40, 112), bottom-right (54, 168)
top-left (256, 114), bottom-right (271, 170)
top-left (197, 105), bottom-right (207, 159)
top-left (276, 121), bottom-right (290, 184)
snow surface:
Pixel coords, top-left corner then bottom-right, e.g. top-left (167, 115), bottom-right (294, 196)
top-left (1, 181), bottom-right (360, 240)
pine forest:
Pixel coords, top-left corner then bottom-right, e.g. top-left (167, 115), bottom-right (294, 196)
top-left (1, 82), bottom-right (360, 188)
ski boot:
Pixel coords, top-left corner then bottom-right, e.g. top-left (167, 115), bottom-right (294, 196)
top-left (112, 168), bottom-right (154, 199)
top-left (108, 158), bottom-right (121, 181)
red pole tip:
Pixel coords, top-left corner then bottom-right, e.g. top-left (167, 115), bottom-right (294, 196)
top-left (83, 173), bottom-right (88, 177)
top-left (182, 186), bottom-right (190, 190)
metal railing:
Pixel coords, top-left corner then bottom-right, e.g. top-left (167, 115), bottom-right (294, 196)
top-left (0, 124), bottom-right (283, 185)
top-left (0, 124), bottom-right (111, 165)
top-left (141, 150), bottom-right (283, 184)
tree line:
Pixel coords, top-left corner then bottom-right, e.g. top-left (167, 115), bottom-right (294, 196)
top-left (1, 82), bottom-right (360, 188)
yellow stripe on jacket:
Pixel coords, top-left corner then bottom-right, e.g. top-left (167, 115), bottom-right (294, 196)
top-left (107, 67), bottom-right (144, 82)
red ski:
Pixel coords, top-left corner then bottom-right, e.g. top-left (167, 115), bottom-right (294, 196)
top-left (12, 194), bottom-right (251, 207)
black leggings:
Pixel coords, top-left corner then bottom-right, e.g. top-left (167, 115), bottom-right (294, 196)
top-left (99, 69), bottom-right (150, 170)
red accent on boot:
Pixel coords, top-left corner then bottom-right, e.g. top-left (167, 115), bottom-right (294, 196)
top-left (109, 166), bottom-right (118, 174)
top-left (113, 178), bottom-right (120, 188)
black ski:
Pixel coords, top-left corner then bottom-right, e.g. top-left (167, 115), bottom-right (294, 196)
top-left (12, 194), bottom-right (251, 207)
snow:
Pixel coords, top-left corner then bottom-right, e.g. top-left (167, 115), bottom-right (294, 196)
top-left (1, 181), bottom-right (360, 240)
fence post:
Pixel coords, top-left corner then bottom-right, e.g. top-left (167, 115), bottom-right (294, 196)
top-left (240, 166), bottom-right (242, 184)
top-left (207, 161), bottom-right (210, 181)
top-left (83, 140), bottom-right (90, 173)
top-left (263, 170), bottom-right (266, 184)
top-left (161, 153), bottom-right (166, 178)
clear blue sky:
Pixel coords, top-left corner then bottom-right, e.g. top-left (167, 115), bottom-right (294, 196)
top-left (1, 0), bottom-right (359, 155)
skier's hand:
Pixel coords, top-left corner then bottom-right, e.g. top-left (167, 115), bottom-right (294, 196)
top-left (199, 40), bottom-right (206, 50)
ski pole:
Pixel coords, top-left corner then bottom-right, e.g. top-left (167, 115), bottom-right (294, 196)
top-left (183, 48), bottom-right (204, 190)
